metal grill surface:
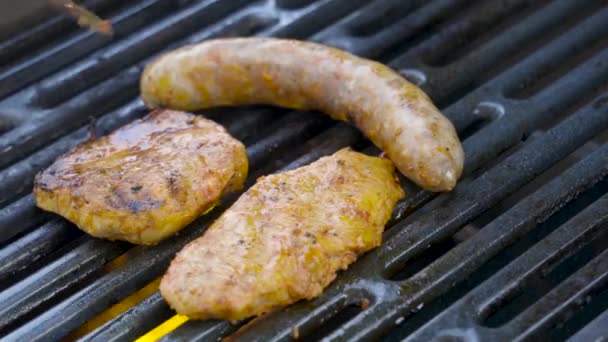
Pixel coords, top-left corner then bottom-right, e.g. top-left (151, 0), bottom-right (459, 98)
top-left (0, 0), bottom-right (606, 341)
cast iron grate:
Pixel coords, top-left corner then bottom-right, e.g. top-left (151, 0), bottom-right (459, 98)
top-left (0, 0), bottom-right (606, 341)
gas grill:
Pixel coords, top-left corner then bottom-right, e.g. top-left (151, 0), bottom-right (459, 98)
top-left (0, 0), bottom-right (607, 341)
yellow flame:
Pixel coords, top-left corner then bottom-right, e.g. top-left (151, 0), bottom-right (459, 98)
top-left (64, 277), bottom-right (161, 341)
top-left (134, 315), bottom-right (190, 342)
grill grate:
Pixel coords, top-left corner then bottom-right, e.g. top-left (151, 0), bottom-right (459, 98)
top-left (0, 0), bottom-right (607, 341)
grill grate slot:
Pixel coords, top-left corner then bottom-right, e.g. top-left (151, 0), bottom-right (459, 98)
top-left (302, 304), bottom-right (363, 341)
top-left (481, 189), bottom-right (608, 328)
top-left (0, 0), bottom-right (607, 341)
top-left (0, 0), bottom-right (124, 67)
top-left (568, 298), bottom-right (608, 342)
top-left (344, 0), bottom-right (427, 37)
top-left (0, 0), bottom-right (180, 100)
top-left (421, 0), bottom-right (553, 67)
top-left (30, 0), bottom-right (256, 108)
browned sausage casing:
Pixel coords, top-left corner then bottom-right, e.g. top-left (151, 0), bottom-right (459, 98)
top-left (140, 38), bottom-right (464, 191)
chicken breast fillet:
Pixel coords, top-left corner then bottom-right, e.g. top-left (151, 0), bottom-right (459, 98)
top-left (34, 109), bottom-right (248, 245)
top-left (160, 148), bottom-right (405, 321)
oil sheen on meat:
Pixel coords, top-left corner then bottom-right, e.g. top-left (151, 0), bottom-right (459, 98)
top-left (141, 37), bottom-right (464, 192)
top-left (34, 110), bottom-right (248, 245)
top-left (160, 148), bottom-right (405, 320)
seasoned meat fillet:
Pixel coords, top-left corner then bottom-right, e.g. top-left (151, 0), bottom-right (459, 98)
top-left (160, 148), bottom-right (405, 320)
top-left (34, 109), bottom-right (248, 245)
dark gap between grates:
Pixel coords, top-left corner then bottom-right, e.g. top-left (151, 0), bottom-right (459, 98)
top-left (383, 272), bottom-right (484, 341)
top-left (300, 304), bottom-right (363, 341)
top-left (532, 79), bottom-right (608, 134)
top-left (485, 230), bottom-right (608, 330)
top-left (0, 0), bottom-right (182, 100)
top-left (0, 239), bottom-right (111, 335)
top-left (468, 138), bottom-right (606, 231)
top-left (0, 117), bottom-right (14, 136)
top-left (465, 87), bottom-right (608, 186)
top-left (345, 0), bottom-right (426, 37)
top-left (389, 238), bottom-right (457, 282)
top-left (0, 0), bottom-right (125, 68)
top-left (504, 13), bottom-right (608, 99)
top-left (374, 0), bottom-right (484, 64)
top-left (386, 146), bottom-right (605, 283)
top-left (422, 0), bottom-right (549, 67)
top-left (454, 103), bottom-right (504, 141)
top-left (30, 0), bottom-right (255, 108)
top-left (471, 176), bottom-right (607, 318)
top-left (275, 0), bottom-right (317, 10)
top-left (0, 222), bottom-right (84, 290)
top-left (384, 178), bottom-right (607, 340)
top-left (552, 284), bottom-right (608, 340)
top-left (435, 0), bottom-right (607, 108)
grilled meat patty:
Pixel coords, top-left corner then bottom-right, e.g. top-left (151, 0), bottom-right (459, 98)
top-left (160, 148), bottom-right (405, 320)
top-left (34, 109), bottom-right (248, 245)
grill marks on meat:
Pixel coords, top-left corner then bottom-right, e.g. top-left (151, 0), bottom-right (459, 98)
top-left (160, 148), bottom-right (404, 320)
top-left (34, 110), bottom-right (248, 245)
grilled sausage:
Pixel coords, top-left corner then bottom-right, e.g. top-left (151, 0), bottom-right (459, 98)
top-left (140, 38), bottom-right (464, 191)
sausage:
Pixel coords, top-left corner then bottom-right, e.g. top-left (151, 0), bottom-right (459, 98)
top-left (140, 38), bottom-right (464, 191)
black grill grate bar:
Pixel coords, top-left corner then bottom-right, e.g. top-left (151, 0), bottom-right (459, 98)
top-left (30, 0), bottom-right (256, 108)
top-left (315, 96), bottom-right (608, 341)
top-left (462, 47), bottom-right (608, 176)
top-left (314, 0), bottom-right (470, 59)
top-left (506, 249), bottom-right (608, 341)
top-left (230, 97), bottom-right (608, 340)
top-left (341, 0), bottom-right (427, 37)
top-left (0, 219), bottom-right (77, 288)
top-left (445, 6), bottom-right (608, 133)
top-left (0, 238), bottom-right (127, 335)
top-left (244, 111), bottom-right (331, 173)
top-left (393, 0), bottom-right (594, 104)
top-left (159, 319), bottom-right (243, 342)
top-left (80, 292), bottom-right (171, 342)
top-left (280, 124), bottom-right (362, 172)
top-left (0, 0), bottom-right (178, 99)
top-left (499, 11), bottom-right (608, 99)
top-left (369, 0), bottom-right (526, 60)
top-left (0, 195), bottom-right (49, 246)
top-left (568, 307), bottom-right (608, 342)
top-left (410, 192), bottom-right (608, 340)
top-left (0, 0), bottom-right (123, 66)
top-left (382, 94), bottom-right (608, 280)
top-left (261, 0), bottom-right (370, 40)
